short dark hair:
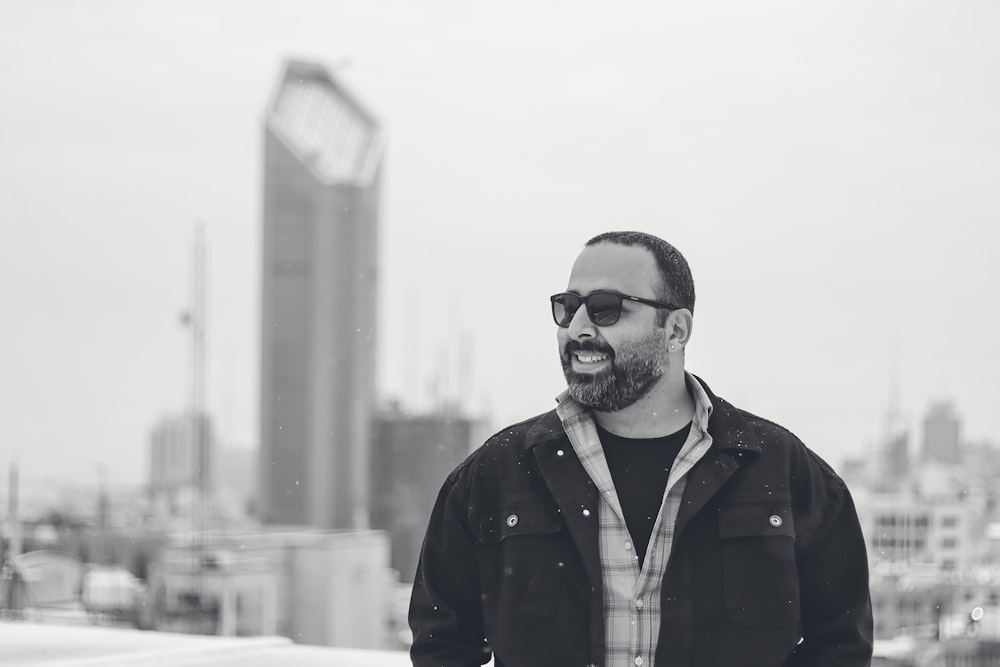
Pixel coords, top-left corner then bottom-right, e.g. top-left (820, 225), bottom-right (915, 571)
top-left (585, 231), bottom-right (696, 318)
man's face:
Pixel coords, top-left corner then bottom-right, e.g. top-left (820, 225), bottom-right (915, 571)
top-left (557, 243), bottom-right (670, 412)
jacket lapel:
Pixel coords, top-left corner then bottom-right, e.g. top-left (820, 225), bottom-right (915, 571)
top-left (672, 447), bottom-right (740, 538)
top-left (525, 411), bottom-right (603, 592)
top-left (675, 377), bottom-right (762, 538)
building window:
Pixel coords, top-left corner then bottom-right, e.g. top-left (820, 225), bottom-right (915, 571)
top-left (942, 538), bottom-right (958, 549)
top-left (941, 515), bottom-right (959, 528)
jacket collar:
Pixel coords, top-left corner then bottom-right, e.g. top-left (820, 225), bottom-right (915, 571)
top-left (523, 408), bottom-right (567, 450)
top-left (694, 374), bottom-right (762, 455)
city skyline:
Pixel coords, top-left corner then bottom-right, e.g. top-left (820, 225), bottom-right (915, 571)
top-left (2, 1), bottom-right (998, 487)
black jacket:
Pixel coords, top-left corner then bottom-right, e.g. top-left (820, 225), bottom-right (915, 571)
top-left (409, 376), bottom-right (873, 666)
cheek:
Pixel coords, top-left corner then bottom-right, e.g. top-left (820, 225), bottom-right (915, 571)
top-left (604, 331), bottom-right (645, 359)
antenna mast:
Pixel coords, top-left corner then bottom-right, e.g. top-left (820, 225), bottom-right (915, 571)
top-left (190, 222), bottom-right (208, 607)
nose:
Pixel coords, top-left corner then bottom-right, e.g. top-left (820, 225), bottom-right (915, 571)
top-left (566, 304), bottom-right (597, 341)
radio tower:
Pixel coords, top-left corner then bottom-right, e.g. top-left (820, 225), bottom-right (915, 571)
top-left (182, 222), bottom-right (208, 614)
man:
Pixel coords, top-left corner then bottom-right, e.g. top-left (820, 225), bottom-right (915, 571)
top-left (409, 231), bottom-right (873, 666)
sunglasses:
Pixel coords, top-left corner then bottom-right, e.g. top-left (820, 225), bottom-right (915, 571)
top-left (550, 291), bottom-right (680, 327)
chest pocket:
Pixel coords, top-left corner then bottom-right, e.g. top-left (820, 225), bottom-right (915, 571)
top-left (718, 499), bottom-right (800, 627)
top-left (477, 500), bottom-right (566, 627)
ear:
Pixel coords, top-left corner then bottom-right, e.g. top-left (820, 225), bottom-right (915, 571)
top-left (666, 309), bottom-right (693, 352)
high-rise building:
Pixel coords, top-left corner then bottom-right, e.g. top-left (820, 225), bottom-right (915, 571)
top-left (259, 60), bottom-right (383, 528)
top-left (922, 401), bottom-right (962, 465)
top-left (370, 407), bottom-right (485, 580)
top-left (149, 412), bottom-right (214, 505)
top-left (874, 430), bottom-right (910, 491)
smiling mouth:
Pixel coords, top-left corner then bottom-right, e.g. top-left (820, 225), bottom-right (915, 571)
top-left (574, 352), bottom-right (609, 365)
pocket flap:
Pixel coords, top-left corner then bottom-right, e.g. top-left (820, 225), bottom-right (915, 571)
top-left (479, 501), bottom-right (565, 543)
top-left (718, 504), bottom-right (795, 539)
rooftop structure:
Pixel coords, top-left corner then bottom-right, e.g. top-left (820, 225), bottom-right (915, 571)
top-left (267, 63), bottom-right (380, 185)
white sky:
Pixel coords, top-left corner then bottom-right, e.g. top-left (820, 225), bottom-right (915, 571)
top-left (1, 0), bottom-right (998, 487)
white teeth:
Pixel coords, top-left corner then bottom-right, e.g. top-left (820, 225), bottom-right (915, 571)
top-left (575, 353), bottom-right (608, 364)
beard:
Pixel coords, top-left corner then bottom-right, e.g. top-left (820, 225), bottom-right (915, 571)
top-left (560, 328), bottom-right (668, 412)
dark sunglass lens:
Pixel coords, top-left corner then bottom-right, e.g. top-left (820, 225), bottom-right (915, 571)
top-left (552, 294), bottom-right (581, 326)
top-left (588, 293), bottom-right (622, 325)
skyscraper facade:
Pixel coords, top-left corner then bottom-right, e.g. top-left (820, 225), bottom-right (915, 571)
top-left (922, 401), bottom-right (962, 465)
top-left (259, 60), bottom-right (382, 528)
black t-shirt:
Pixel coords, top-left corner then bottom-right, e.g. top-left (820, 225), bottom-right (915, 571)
top-left (596, 421), bottom-right (692, 568)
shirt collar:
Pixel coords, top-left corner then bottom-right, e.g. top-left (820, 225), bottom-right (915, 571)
top-left (555, 371), bottom-right (713, 433)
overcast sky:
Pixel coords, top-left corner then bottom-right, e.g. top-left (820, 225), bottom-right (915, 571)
top-left (2, 0), bottom-right (998, 488)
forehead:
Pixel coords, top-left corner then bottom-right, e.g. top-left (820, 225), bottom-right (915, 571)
top-left (566, 243), bottom-right (659, 297)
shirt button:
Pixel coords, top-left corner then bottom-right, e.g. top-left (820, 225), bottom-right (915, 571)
top-left (624, 542), bottom-right (632, 551)
top-left (634, 657), bottom-right (644, 666)
top-left (635, 598), bottom-right (644, 609)
top-left (769, 514), bottom-right (783, 527)
top-left (506, 514), bottom-right (519, 527)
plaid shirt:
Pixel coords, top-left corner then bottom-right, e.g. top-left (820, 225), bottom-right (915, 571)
top-left (556, 373), bottom-right (715, 667)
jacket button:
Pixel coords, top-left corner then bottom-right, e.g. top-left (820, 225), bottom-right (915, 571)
top-left (769, 514), bottom-right (783, 527)
top-left (556, 449), bottom-right (565, 456)
top-left (506, 514), bottom-right (519, 527)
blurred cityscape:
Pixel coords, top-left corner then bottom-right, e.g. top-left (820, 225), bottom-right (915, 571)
top-left (1, 59), bottom-right (998, 666)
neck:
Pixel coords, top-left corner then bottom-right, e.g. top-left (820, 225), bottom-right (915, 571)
top-left (593, 370), bottom-right (695, 438)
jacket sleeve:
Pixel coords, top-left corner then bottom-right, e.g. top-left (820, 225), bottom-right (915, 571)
top-left (788, 470), bottom-right (874, 666)
top-left (409, 473), bottom-right (491, 667)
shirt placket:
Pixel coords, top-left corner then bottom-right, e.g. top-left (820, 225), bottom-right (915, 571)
top-left (635, 415), bottom-right (714, 667)
top-left (561, 412), bottom-right (638, 667)
top-left (557, 374), bottom-right (715, 667)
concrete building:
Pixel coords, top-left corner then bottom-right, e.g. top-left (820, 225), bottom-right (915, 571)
top-left (153, 529), bottom-right (392, 649)
top-left (923, 401), bottom-right (962, 465)
top-left (149, 413), bottom-right (214, 511)
top-left (869, 563), bottom-right (1000, 641)
top-left (370, 408), bottom-right (484, 581)
top-left (857, 488), bottom-right (980, 572)
top-left (259, 60), bottom-right (383, 529)
top-left (874, 430), bottom-right (910, 491)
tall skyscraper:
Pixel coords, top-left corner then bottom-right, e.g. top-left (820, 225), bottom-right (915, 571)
top-left (922, 401), bottom-right (962, 465)
top-left (259, 60), bottom-right (382, 528)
